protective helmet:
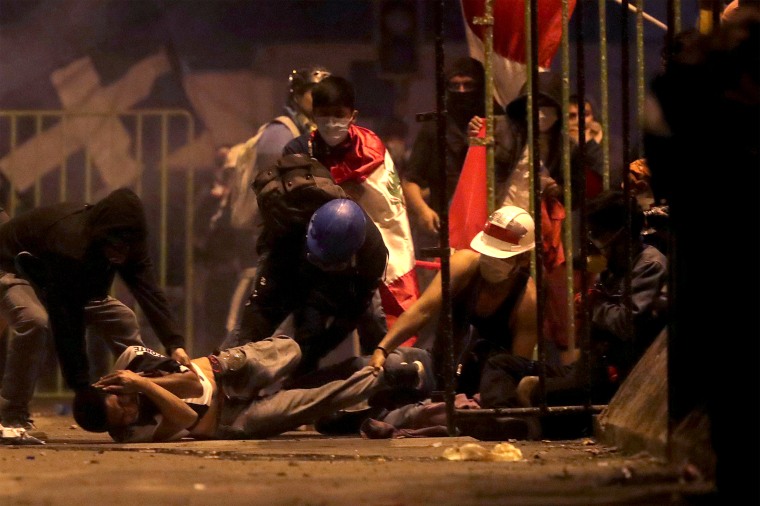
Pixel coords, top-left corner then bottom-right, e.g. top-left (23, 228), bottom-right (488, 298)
top-left (306, 199), bottom-right (366, 267)
top-left (470, 205), bottom-right (535, 259)
top-left (289, 65), bottom-right (331, 97)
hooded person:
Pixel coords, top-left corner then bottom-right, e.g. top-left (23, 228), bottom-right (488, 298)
top-left (403, 57), bottom-right (495, 238)
top-left (0, 187), bottom-right (189, 430)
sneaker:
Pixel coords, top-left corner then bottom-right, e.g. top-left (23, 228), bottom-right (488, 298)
top-left (391, 347), bottom-right (436, 395)
top-left (0, 425), bottom-right (45, 445)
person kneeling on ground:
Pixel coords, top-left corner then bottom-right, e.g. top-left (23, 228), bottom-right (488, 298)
top-left (74, 336), bottom-right (433, 442)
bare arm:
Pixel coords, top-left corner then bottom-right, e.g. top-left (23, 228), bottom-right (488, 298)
top-left (509, 276), bottom-right (539, 359)
top-left (370, 249), bottom-right (481, 369)
top-left (401, 180), bottom-right (439, 234)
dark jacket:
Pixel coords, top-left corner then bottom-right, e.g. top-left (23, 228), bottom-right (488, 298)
top-left (0, 188), bottom-right (185, 389)
top-left (240, 203), bottom-right (388, 374)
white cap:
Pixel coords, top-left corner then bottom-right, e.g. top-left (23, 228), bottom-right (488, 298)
top-left (470, 205), bottom-right (535, 259)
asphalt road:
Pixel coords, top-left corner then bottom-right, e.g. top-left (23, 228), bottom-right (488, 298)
top-left (0, 398), bottom-right (716, 505)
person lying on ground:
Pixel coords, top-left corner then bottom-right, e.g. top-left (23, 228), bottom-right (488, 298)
top-left (74, 336), bottom-right (433, 442)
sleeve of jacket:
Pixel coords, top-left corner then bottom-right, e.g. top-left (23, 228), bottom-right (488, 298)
top-left (591, 255), bottom-right (667, 342)
top-left (403, 123), bottom-right (436, 188)
top-left (118, 242), bottom-right (185, 354)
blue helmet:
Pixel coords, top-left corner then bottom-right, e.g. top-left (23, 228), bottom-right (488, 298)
top-left (306, 199), bottom-right (366, 267)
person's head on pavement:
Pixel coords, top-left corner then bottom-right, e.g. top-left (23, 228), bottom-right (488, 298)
top-left (72, 386), bottom-right (111, 433)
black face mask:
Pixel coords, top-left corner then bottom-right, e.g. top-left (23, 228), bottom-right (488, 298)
top-left (446, 91), bottom-right (484, 130)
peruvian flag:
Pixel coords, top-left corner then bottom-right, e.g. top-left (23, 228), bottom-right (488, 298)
top-left (326, 125), bottom-right (420, 343)
top-left (460, 0), bottom-right (576, 106)
top-left (449, 122), bottom-right (489, 251)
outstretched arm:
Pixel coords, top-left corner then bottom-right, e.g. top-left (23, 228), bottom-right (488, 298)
top-left (369, 249), bottom-right (481, 370)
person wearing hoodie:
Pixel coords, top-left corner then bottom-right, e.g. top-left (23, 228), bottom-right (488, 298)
top-left (0, 188), bottom-right (190, 429)
top-left (402, 57), bottom-right (489, 246)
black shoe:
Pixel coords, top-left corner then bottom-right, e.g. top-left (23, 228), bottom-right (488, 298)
top-left (456, 416), bottom-right (530, 441)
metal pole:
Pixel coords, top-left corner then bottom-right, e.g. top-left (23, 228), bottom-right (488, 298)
top-left (473, 0), bottom-right (496, 213)
top-left (561, 0), bottom-right (575, 357)
top-left (598, 0), bottom-right (611, 189)
top-left (433, 0), bottom-right (456, 437)
top-left (526, 0), bottom-right (547, 411)
top-left (575, 0), bottom-right (592, 409)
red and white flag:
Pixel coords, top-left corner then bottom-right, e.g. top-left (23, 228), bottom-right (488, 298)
top-left (324, 125), bottom-right (420, 340)
top-left (460, 0), bottom-right (575, 106)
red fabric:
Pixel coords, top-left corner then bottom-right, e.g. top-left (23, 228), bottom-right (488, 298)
top-left (461, 0), bottom-right (576, 68)
top-left (449, 123), bottom-right (489, 251)
top-left (316, 125), bottom-right (385, 184)
top-left (541, 197), bottom-right (565, 269)
top-left (585, 168), bottom-right (603, 199)
top-left (379, 269), bottom-right (421, 347)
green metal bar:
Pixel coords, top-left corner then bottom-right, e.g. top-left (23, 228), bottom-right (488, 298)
top-left (561, 0), bottom-right (576, 351)
top-left (524, 0), bottom-right (535, 219)
top-left (183, 113), bottom-right (196, 355)
top-left (473, 0), bottom-right (496, 213)
top-left (134, 114), bottom-right (144, 198)
top-left (8, 116), bottom-right (18, 216)
top-left (674, 0), bottom-right (681, 33)
top-left (636, 0), bottom-right (646, 159)
top-left (159, 113), bottom-right (169, 288)
top-left (599, 0), bottom-right (611, 189)
top-left (34, 115), bottom-right (42, 206)
top-left (60, 114), bottom-right (68, 202)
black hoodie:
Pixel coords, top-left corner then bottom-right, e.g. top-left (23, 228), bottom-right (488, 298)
top-left (0, 188), bottom-right (185, 389)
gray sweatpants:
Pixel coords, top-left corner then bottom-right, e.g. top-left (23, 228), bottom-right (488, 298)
top-left (0, 272), bottom-right (143, 415)
top-left (214, 336), bottom-right (410, 439)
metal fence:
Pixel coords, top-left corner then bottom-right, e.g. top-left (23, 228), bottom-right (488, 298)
top-left (0, 109), bottom-right (197, 395)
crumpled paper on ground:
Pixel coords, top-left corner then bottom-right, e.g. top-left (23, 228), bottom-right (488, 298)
top-left (442, 442), bottom-right (522, 462)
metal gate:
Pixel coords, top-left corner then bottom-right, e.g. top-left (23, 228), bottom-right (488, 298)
top-left (0, 109), bottom-right (197, 396)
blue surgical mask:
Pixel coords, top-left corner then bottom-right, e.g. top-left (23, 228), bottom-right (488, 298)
top-left (315, 116), bottom-right (351, 146)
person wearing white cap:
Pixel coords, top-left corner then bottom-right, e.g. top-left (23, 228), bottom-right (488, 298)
top-left (369, 205), bottom-right (538, 398)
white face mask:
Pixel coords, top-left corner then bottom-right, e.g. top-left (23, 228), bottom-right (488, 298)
top-left (479, 255), bottom-right (516, 284)
top-left (315, 116), bottom-right (352, 146)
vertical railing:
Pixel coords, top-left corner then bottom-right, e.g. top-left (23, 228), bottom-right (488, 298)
top-left (0, 108), bottom-right (197, 395)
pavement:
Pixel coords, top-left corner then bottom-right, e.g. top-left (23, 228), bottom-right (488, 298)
top-left (0, 397), bottom-right (717, 505)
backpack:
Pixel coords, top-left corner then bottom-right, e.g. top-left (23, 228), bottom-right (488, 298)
top-left (227, 115), bottom-right (301, 231)
top-left (252, 152), bottom-right (347, 251)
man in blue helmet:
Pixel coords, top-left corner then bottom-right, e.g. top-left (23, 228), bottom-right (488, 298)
top-left (227, 156), bottom-right (389, 377)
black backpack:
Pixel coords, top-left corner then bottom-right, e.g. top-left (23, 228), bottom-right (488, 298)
top-left (252, 153), bottom-right (346, 251)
